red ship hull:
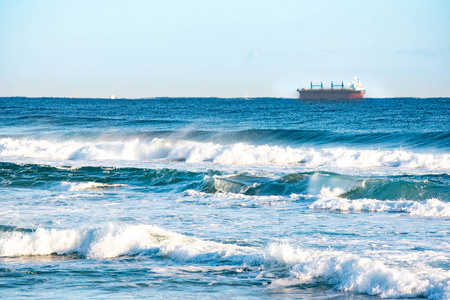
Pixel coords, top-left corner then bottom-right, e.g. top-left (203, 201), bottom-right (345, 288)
top-left (299, 89), bottom-right (365, 99)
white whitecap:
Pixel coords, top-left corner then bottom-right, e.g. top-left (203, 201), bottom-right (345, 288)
top-left (265, 243), bottom-right (449, 299)
top-left (0, 137), bottom-right (449, 171)
top-left (0, 224), bottom-right (448, 298)
top-left (59, 181), bottom-right (126, 191)
top-left (309, 188), bottom-right (450, 218)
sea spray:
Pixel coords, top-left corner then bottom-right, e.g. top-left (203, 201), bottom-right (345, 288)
top-left (1, 224), bottom-right (448, 298)
top-left (1, 137), bottom-right (449, 170)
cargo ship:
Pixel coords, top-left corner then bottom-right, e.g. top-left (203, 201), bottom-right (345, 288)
top-left (297, 77), bottom-right (365, 99)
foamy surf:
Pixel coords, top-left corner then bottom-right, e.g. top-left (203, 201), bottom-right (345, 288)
top-left (59, 181), bottom-right (127, 191)
top-left (266, 244), bottom-right (450, 299)
top-left (310, 188), bottom-right (450, 217)
top-left (182, 189), bottom-right (299, 207)
top-left (1, 97), bottom-right (449, 299)
top-left (0, 224), bottom-right (448, 299)
top-left (0, 224), bottom-right (251, 260)
top-left (0, 137), bottom-right (448, 171)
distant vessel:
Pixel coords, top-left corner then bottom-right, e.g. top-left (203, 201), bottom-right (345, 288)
top-left (111, 95), bottom-right (116, 100)
top-left (297, 77), bottom-right (365, 99)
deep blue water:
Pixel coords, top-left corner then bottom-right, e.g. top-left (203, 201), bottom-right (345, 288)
top-left (0, 97), bottom-right (449, 299)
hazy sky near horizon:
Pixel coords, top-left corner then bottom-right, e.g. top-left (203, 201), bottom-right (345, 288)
top-left (1, 0), bottom-right (449, 98)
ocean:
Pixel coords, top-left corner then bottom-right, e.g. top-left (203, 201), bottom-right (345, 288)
top-left (0, 97), bottom-right (449, 299)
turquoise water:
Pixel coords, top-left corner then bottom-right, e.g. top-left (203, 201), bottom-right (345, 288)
top-left (0, 97), bottom-right (449, 299)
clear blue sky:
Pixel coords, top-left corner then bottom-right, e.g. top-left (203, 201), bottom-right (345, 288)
top-left (1, 0), bottom-right (449, 98)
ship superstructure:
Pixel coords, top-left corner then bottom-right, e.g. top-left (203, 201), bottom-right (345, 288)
top-left (297, 77), bottom-right (365, 99)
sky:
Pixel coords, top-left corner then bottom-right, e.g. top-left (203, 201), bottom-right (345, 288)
top-left (0, 0), bottom-right (449, 98)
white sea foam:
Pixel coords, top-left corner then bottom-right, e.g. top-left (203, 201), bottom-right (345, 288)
top-left (59, 181), bottom-right (126, 191)
top-left (0, 228), bottom-right (89, 257)
top-left (310, 188), bottom-right (450, 217)
top-left (265, 243), bottom-right (449, 299)
top-left (0, 224), bottom-right (251, 260)
top-left (0, 137), bottom-right (449, 171)
top-left (0, 224), bottom-right (448, 299)
top-left (183, 189), bottom-right (299, 207)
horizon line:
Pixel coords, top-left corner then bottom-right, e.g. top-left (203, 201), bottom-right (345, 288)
top-left (1, 96), bottom-right (449, 100)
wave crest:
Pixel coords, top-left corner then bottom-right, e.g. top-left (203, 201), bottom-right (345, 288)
top-left (0, 224), bottom-right (448, 298)
top-left (0, 137), bottom-right (449, 170)
top-left (0, 224), bottom-right (250, 260)
top-left (59, 181), bottom-right (126, 191)
top-left (310, 188), bottom-right (450, 217)
top-left (266, 243), bottom-right (443, 299)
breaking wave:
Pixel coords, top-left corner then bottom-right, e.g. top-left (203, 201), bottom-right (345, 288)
top-left (310, 188), bottom-right (450, 217)
top-left (266, 243), bottom-right (449, 299)
top-left (59, 181), bottom-right (127, 191)
top-left (1, 163), bottom-right (448, 206)
top-left (0, 224), bottom-right (448, 299)
top-left (0, 224), bottom-right (252, 260)
top-left (0, 137), bottom-right (449, 171)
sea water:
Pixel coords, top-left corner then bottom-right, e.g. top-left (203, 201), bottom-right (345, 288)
top-left (0, 97), bottom-right (449, 299)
